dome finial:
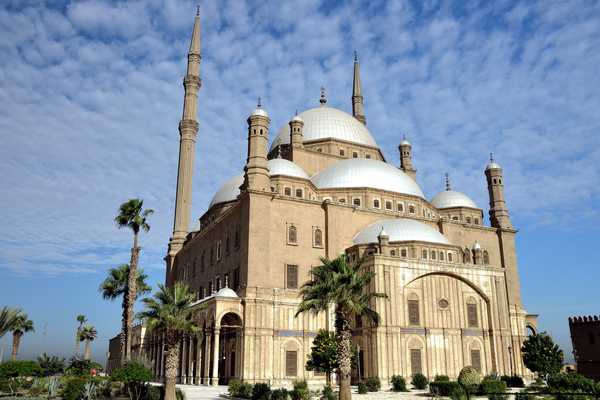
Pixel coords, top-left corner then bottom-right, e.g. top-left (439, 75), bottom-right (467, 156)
top-left (319, 86), bottom-right (327, 105)
top-left (277, 146), bottom-right (282, 159)
top-left (354, 50), bottom-right (358, 62)
top-left (196, 4), bottom-right (200, 16)
top-left (489, 152), bottom-right (494, 163)
top-left (445, 173), bottom-right (451, 191)
top-left (257, 96), bottom-right (262, 108)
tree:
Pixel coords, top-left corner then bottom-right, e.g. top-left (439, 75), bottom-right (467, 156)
top-left (306, 330), bottom-right (338, 385)
top-left (521, 332), bottom-right (564, 380)
top-left (115, 199), bottom-right (153, 362)
top-left (100, 264), bottom-right (151, 367)
top-left (10, 312), bottom-right (34, 360)
top-left (37, 353), bottom-right (66, 376)
top-left (75, 314), bottom-right (87, 356)
top-left (111, 362), bottom-right (154, 400)
top-left (138, 283), bottom-right (198, 400)
top-left (296, 255), bottom-right (387, 400)
top-left (79, 325), bottom-right (98, 361)
top-left (0, 306), bottom-right (21, 338)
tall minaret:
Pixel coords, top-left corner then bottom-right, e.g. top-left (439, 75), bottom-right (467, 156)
top-left (485, 153), bottom-right (512, 229)
top-left (399, 136), bottom-right (417, 180)
top-left (352, 51), bottom-right (366, 125)
top-left (167, 10), bottom-right (202, 277)
top-left (244, 98), bottom-right (270, 192)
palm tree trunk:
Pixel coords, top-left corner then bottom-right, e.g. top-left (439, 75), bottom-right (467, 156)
top-left (75, 328), bottom-right (80, 356)
top-left (11, 332), bottom-right (22, 361)
top-left (164, 340), bottom-right (180, 400)
top-left (121, 291), bottom-right (129, 365)
top-left (125, 232), bottom-right (140, 362)
top-left (336, 312), bottom-right (353, 400)
top-left (84, 340), bottom-right (91, 360)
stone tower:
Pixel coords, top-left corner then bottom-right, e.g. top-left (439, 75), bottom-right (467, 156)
top-left (289, 112), bottom-right (304, 149)
top-left (244, 99), bottom-right (270, 191)
top-left (167, 10), bottom-right (202, 281)
top-left (399, 137), bottom-right (417, 180)
top-left (485, 154), bottom-right (512, 229)
top-left (352, 52), bottom-right (366, 125)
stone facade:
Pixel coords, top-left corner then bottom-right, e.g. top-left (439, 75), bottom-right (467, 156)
top-left (569, 316), bottom-right (600, 381)
top-left (143, 12), bottom-right (538, 388)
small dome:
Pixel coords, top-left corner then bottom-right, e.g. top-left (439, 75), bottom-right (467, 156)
top-left (378, 226), bottom-right (388, 238)
top-left (209, 175), bottom-right (243, 207)
top-left (472, 241), bottom-right (481, 250)
top-left (486, 161), bottom-right (501, 170)
top-left (431, 190), bottom-right (478, 209)
top-left (291, 114), bottom-right (303, 122)
top-left (251, 107), bottom-right (268, 117)
top-left (270, 106), bottom-right (379, 151)
top-left (268, 158), bottom-right (309, 179)
top-left (311, 158), bottom-right (425, 198)
top-left (354, 218), bottom-right (450, 245)
top-left (215, 287), bottom-right (239, 298)
top-left (400, 139), bottom-right (411, 146)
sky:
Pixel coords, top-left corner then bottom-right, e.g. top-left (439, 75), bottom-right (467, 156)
top-left (0, 0), bottom-right (599, 365)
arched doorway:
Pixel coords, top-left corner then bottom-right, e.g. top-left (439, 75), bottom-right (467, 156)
top-left (218, 312), bottom-right (243, 385)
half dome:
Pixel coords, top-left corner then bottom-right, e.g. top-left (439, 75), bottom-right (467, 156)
top-left (311, 158), bottom-right (425, 198)
top-left (209, 175), bottom-right (243, 207)
top-left (270, 106), bottom-right (378, 151)
top-left (353, 218), bottom-right (450, 245)
top-left (431, 190), bottom-right (478, 209)
top-left (215, 287), bottom-right (239, 298)
top-left (268, 158), bottom-right (309, 179)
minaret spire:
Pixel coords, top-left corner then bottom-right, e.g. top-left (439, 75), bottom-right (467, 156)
top-left (352, 51), bottom-right (366, 125)
top-left (445, 173), bottom-right (451, 191)
top-left (167, 10), bottom-right (202, 283)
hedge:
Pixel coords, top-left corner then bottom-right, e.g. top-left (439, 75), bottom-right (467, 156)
top-left (430, 381), bottom-right (462, 396)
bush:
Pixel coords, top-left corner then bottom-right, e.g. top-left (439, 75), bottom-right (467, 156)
top-left (37, 354), bottom-right (66, 377)
top-left (252, 382), bottom-right (271, 400)
top-left (450, 384), bottom-right (467, 400)
top-left (391, 375), bottom-right (407, 392)
top-left (147, 385), bottom-right (162, 400)
top-left (176, 388), bottom-right (185, 400)
top-left (322, 385), bottom-right (335, 400)
top-left (430, 381), bottom-right (462, 396)
top-left (458, 366), bottom-right (481, 394)
top-left (0, 360), bottom-right (43, 378)
top-left (412, 373), bottom-right (429, 390)
top-left (547, 373), bottom-right (596, 393)
top-left (66, 357), bottom-right (102, 377)
top-left (480, 378), bottom-right (507, 400)
top-left (501, 375), bottom-right (525, 388)
top-left (291, 380), bottom-right (310, 400)
top-left (62, 377), bottom-right (88, 400)
top-left (365, 376), bottom-right (381, 392)
top-left (272, 388), bottom-right (289, 400)
top-left (229, 379), bottom-right (253, 399)
top-left (434, 375), bottom-right (450, 382)
top-left (357, 382), bottom-right (368, 394)
top-left (111, 362), bottom-right (154, 400)
top-left (515, 393), bottom-right (535, 400)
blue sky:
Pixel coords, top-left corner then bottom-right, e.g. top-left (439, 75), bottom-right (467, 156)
top-left (0, 0), bottom-right (599, 364)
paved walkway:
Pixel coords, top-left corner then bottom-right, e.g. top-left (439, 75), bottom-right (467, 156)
top-left (177, 384), bottom-right (228, 400)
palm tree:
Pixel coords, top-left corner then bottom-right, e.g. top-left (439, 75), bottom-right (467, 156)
top-left (75, 314), bottom-right (87, 356)
top-left (79, 325), bottom-right (98, 360)
top-left (0, 307), bottom-right (21, 338)
top-left (115, 198), bottom-right (153, 361)
top-left (100, 263), bottom-right (151, 364)
top-left (10, 312), bottom-right (34, 360)
top-left (138, 283), bottom-right (198, 400)
top-left (296, 255), bottom-right (387, 400)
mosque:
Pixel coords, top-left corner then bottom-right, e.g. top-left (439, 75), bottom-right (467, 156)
top-left (143, 11), bottom-right (539, 386)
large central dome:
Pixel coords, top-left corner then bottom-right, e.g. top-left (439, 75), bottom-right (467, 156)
top-left (270, 106), bottom-right (379, 151)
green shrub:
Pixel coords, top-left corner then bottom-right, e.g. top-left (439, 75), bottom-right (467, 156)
top-left (547, 373), bottom-right (596, 393)
top-left (291, 380), bottom-right (310, 400)
top-left (412, 373), bottom-right (429, 390)
top-left (480, 378), bottom-right (507, 394)
top-left (322, 385), bottom-right (335, 400)
top-left (66, 357), bottom-right (102, 377)
top-left (37, 354), bottom-right (66, 377)
top-left (272, 387), bottom-right (289, 400)
top-left (0, 360), bottom-right (43, 378)
top-left (146, 385), bottom-right (162, 400)
top-left (252, 382), bottom-right (271, 400)
top-left (430, 381), bottom-right (462, 396)
top-left (500, 375), bottom-right (524, 388)
top-left (434, 375), bottom-right (450, 382)
top-left (365, 376), bottom-right (381, 392)
top-left (62, 377), bottom-right (88, 400)
top-left (176, 388), bottom-right (185, 400)
top-left (391, 375), bottom-right (408, 392)
top-left (229, 378), bottom-right (242, 397)
top-left (458, 366), bottom-right (481, 395)
top-left (111, 362), bottom-right (154, 400)
top-left (357, 382), bottom-right (368, 394)
top-left (229, 379), bottom-right (253, 399)
top-left (515, 393), bottom-right (535, 400)
top-left (450, 384), bottom-right (467, 400)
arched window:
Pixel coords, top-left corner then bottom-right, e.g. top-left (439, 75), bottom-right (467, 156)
top-left (385, 201), bottom-right (392, 210)
top-left (407, 294), bottom-right (420, 325)
top-left (409, 205), bottom-right (416, 214)
top-left (401, 249), bottom-right (407, 258)
top-left (373, 199), bottom-right (380, 208)
top-left (463, 247), bottom-right (471, 263)
top-left (430, 250), bottom-right (436, 260)
top-left (352, 151), bottom-right (358, 158)
top-left (314, 228), bottom-right (323, 247)
top-left (422, 249), bottom-right (428, 259)
top-left (353, 198), bottom-right (361, 207)
top-left (483, 251), bottom-right (490, 265)
top-left (410, 247), bottom-right (416, 258)
top-left (288, 225), bottom-right (297, 244)
top-left (295, 188), bottom-right (303, 198)
top-left (448, 252), bottom-right (453, 262)
top-left (466, 299), bottom-right (478, 328)
top-left (474, 218), bottom-right (480, 225)
top-left (390, 250), bottom-right (396, 256)
top-left (439, 251), bottom-right (444, 261)
top-left (397, 202), bottom-right (404, 212)
top-left (284, 187), bottom-right (291, 196)
top-left (466, 216), bottom-right (472, 224)
top-left (339, 149), bottom-right (345, 156)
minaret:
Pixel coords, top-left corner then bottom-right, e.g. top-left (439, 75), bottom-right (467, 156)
top-left (244, 98), bottom-right (270, 191)
top-left (352, 51), bottom-right (366, 125)
top-left (485, 153), bottom-right (512, 229)
top-left (167, 10), bottom-right (202, 276)
top-left (399, 136), bottom-right (417, 180)
top-left (289, 111), bottom-right (304, 149)
top-left (445, 173), bottom-right (451, 191)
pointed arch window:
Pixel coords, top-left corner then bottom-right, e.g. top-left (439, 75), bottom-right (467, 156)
top-left (467, 300), bottom-right (479, 328)
top-left (463, 248), bottom-right (471, 263)
top-left (288, 225), bottom-right (298, 244)
top-left (313, 228), bottom-right (323, 248)
top-left (408, 297), bottom-right (420, 326)
top-left (483, 250), bottom-right (490, 265)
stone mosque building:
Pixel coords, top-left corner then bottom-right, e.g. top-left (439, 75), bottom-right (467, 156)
top-left (141, 12), bottom-right (539, 386)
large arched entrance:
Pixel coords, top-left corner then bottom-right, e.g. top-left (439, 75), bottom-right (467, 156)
top-left (218, 312), bottom-right (243, 385)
